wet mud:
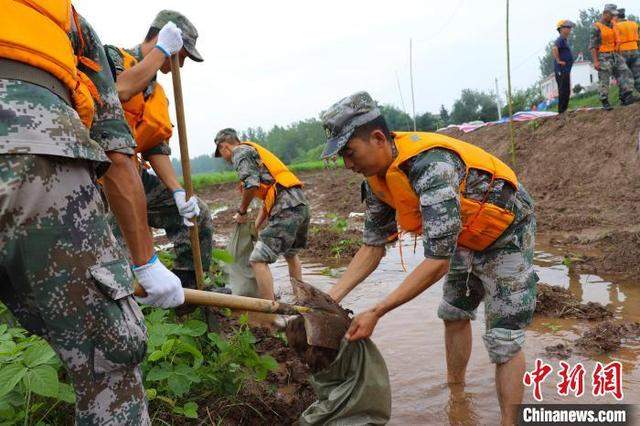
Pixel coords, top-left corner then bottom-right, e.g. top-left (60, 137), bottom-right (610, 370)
top-left (576, 321), bottom-right (640, 355)
top-left (536, 283), bottom-right (613, 320)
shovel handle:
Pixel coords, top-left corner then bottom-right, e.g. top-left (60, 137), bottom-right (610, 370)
top-left (134, 285), bottom-right (311, 316)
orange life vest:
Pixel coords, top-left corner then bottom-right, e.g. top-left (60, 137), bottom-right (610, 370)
top-left (367, 132), bottom-right (519, 252)
top-left (615, 20), bottom-right (639, 51)
top-left (240, 141), bottom-right (303, 215)
top-left (595, 21), bottom-right (617, 53)
top-left (0, 0), bottom-right (102, 128)
top-left (118, 48), bottom-right (173, 153)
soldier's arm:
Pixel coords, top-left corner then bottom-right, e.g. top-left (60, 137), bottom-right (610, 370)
top-left (346, 154), bottom-right (459, 341)
top-left (328, 181), bottom-right (394, 302)
top-left (75, 14), bottom-right (154, 265)
top-left (590, 25), bottom-right (602, 68)
top-left (143, 143), bottom-right (182, 193)
top-left (115, 49), bottom-right (166, 101)
top-left (232, 147), bottom-right (261, 213)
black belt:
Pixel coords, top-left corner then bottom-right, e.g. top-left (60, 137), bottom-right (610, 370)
top-left (0, 58), bottom-right (72, 105)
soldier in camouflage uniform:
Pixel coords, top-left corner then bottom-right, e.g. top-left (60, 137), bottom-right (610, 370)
top-left (590, 4), bottom-right (636, 110)
top-left (214, 129), bottom-right (310, 301)
top-left (103, 10), bottom-right (214, 289)
top-left (321, 92), bottom-right (537, 425)
top-left (1, 6), bottom-right (185, 424)
top-left (615, 9), bottom-right (640, 92)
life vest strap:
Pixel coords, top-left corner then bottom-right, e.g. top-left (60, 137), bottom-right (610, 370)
top-left (0, 58), bottom-right (71, 105)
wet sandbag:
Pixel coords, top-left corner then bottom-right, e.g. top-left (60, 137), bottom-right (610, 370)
top-left (225, 222), bottom-right (259, 297)
top-left (300, 338), bottom-right (392, 426)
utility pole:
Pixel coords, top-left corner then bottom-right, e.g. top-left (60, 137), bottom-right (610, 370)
top-left (395, 71), bottom-right (412, 130)
top-left (409, 38), bottom-right (417, 131)
top-left (506, 0), bottom-right (516, 165)
top-left (495, 78), bottom-right (502, 120)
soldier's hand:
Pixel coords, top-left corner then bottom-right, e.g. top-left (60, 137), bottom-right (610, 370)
top-left (133, 254), bottom-right (185, 308)
top-left (156, 21), bottom-right (184, 56)
top-left (173, 190), bottom-right (200, 227)
top-left (345, 309), bottom-right (380, 341)
top-left (234, 212), bottom-right (248, 224)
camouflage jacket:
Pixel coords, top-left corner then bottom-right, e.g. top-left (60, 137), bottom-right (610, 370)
top-left (0, 13), bottom-right (135, 171)
top-left (231, 145), bottom-right (307, 216)
top-left (363, 146), bottom-right (534, 259)
top-left (104, 44), bottom-right (172, 160)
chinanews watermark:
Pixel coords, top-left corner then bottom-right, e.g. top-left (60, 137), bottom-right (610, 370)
top-left (518, 359), bottom-right (636, 425)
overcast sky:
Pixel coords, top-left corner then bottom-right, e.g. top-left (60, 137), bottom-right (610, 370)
top-left (78, 0), bottom-right (623, 157)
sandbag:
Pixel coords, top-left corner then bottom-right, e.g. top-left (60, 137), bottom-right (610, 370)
top-left (225, 222), bottom-right (259, 297)
top-left (300, 338), bottom-right (392, 426)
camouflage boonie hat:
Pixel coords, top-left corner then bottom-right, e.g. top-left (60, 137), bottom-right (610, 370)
top-left (320, 91), bottom-right (381, 159)
top-left (214, 128), bottom-right (239, 157)
top-left (603, 3), bottom-right (618, 14)
top-left (151, 10), bottom-right (203, 62)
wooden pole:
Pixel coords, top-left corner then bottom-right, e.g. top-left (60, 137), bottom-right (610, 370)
top-left (134, 286), bottom-right (311, 315)
top-left (409, 38), bottom-right (417, 131)
top-left (170, 54), bottom-right (205, 290)
top-left (506, 0), bottom-right (516, 166)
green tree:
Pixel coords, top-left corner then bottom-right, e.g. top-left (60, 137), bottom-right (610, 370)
top-left (415, 112), bottom-right (440, 131)
top-left (501, 85), bottom-right (544, 115)
top-left (379, 105), bottom-right (413, 131)
top-left (439, 105), bottom-right (450, 126)
top-left (450, 89), bottom-right (499, 124)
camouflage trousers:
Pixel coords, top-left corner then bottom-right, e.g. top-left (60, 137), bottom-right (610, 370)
top-left (437, 214), bottom-right (538, 364)
top-left (110, 169), bottom-right (213, 272)
top-left (249, 204), bottom-right (310, 264)
top-left (0, 155), bottom-right (149, 425)
top-left (597, 52), bottom-right (634, 101)
top-left (620, 50), bottom-right (640, 92)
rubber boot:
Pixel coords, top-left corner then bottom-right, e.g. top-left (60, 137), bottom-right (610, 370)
top-left (601, 99), bottom-right (613, 111)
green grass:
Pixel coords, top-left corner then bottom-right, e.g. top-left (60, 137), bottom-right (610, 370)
top-left (190, 159), bottom-right (341, 191)
top-left (567, 86), bottom-right (620, 110)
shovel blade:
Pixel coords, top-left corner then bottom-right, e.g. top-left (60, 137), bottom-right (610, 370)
top-left (289, 278), bottom-right (351, 350)
top-left (302, 311), bottom-right (349, 350)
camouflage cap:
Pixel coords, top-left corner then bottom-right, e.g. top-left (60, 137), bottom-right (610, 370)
top-left (213, 128), bottom-right (239, 157)
top-left (603, 3), bottom-right (618, 14)
top-left (151, 10), bottom-right (203, 62)
top-left (320, 91), bottom-right (381, 159)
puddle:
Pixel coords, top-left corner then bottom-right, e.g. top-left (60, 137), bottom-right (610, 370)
top-left (269, 242), bottom-right (640, 424)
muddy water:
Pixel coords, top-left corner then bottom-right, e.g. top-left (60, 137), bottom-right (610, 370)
top-left (270, 242), bottom-right (640, 425)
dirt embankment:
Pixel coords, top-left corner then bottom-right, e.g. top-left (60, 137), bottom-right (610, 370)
top-left (441, 104), bottom-right (640, 278)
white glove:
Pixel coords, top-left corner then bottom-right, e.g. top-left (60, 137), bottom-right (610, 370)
top-left (155, 21), bottom-right (183, 57)
top-left (173, 189), bottom-right (200, 227)
top-left (134, 254), bottom-right (185, 308)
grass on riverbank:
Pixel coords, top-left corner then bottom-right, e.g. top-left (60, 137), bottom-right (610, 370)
top-left (567, 87), bottom-right (620, 110)
top-left (191, 160), bottom-right (342, 191)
